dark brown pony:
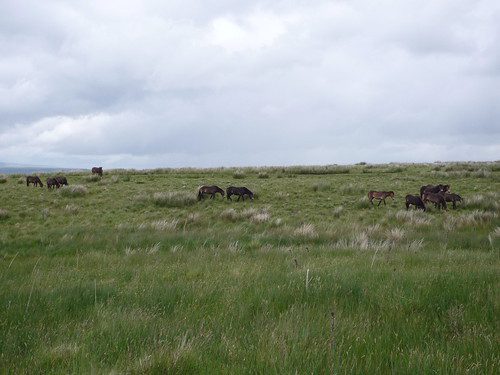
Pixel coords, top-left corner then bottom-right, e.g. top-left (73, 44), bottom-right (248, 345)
top-left (420, 184), bottom-right (449, 198)
top-left (368, 191), bottom-right (395, 206)
top-left (92, 167), bottom-right (103, 176)
top-left (198, 185), bottom-right (225, 200)
top-left (47, 177), bottom-right (60, 189)
top-left (422, 192), bottom-right (447, 210)
top-left (226, 186), bottom-right (254, 201)
top-left (441, 192), bottom-right (462, 209)
top-left (26, 176), bottom-right (43, 187)
top-left (405, 194), bottom-right (426, 211)
top-left (55, 176), bottom-right (68, 186)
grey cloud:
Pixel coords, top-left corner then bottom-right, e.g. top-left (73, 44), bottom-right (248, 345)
top-left (0, 0), bottom-right (499, 168)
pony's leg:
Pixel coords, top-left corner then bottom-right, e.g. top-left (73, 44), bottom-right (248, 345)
top-left (383, 198), bottom-right (386, 205)
top-left (237, 195), bottom-right (241, 201)
top-left (406, 202), bottom-right (409, 210)
top-left (378, 199), bottom-right (382, 206)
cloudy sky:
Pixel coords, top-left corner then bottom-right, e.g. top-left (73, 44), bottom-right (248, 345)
top-left (1, 0), bottom-right (499, 168)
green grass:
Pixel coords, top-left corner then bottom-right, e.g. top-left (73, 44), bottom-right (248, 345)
top-left (0, 163), bottom-right (499, 373)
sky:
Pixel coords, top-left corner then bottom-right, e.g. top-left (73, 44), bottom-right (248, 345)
top-left (0, 0), bottom-right (499, 168)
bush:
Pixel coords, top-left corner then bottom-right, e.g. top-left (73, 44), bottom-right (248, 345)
top-left (0, 175), bottom-right (7, 184)
top-left (17, 177), bottom-right (25, 184)
top-left (257, 171), bottom-right (269, 179)
top-left (59, 185), bottom-right (88, 197)
top-left (152, 191), bottom-right (197, 207)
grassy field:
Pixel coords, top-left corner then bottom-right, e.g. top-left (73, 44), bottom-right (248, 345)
top-left (0, 162), bottom-right (499, 373)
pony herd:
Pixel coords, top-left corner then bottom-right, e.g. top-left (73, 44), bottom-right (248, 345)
top-left (26, 175), bottom-right (68, 189)
top-left (370, 184), bottom-right (463, 211)
top-left (198, 185), bottom-right (254, 201)
top-left (25, 167), bottom-right (103, 190)
top-left (24, 167), bottom-right (463, 213)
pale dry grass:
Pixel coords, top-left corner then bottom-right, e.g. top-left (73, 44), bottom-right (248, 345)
top-left (59, 185), bottom-right (88, 197)
top-left (395, 210), bottom-right (432, 226)
top-left (443, 210), bottom-right (497, 231)
top-left (138, 219), bottom-right (179, 231)
top-left (0, 208), bottom-right (9, 220)
top-left (294, 223), bottom-right (318, 239)
top-left (64, 204), bottom-right (79, 215)
top-left (125, 242), bottom-right (161, 256)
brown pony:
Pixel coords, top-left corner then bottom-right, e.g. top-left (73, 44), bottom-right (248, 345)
top-left (198, 185), bottom-right (225, 200)
top-left (55, 176), bottom-right (68, 186)
top-left (92, 167), bottom-right (103, 176)
top-left (26, 176), bottom-right (43, 187)
top-left (226, 186), bottom-right (254, 201)
top-left (420, 184), bottom-right (449, 198)
top-left (422, 192), bottom-right (447, 210)
top-left (440, 192), bottom-right (462, 209)
top-left (405, 194), bottom-right (426, 211)
top-left (368, 191), bottom-right (395, 206)
top-left (46, 177), bottom-right (60, 189)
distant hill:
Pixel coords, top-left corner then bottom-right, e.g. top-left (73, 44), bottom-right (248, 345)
top-left (0, 162), bottom-right (76, 175)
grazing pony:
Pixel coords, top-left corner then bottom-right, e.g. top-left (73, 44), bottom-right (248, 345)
top-left (47, 178), bottom-right (60, 189)
top-left (420, 184), bottom-right (449, 198)
top-left (226, 186), bottom-right (254, 201)
top-left (422, 192), bottom-right (447, 210)
top-left (441, 192), bottom-right (462, 209)
top-left (55, 176), bottom-right (68, 186)
top-left (92, 167), bottom-right (103, 177)
top-left (368, 191), bottom-right (395, 206)
top-left (198, 185), bottom-right (225, 200)
top-left (405, 194), bottom-right (426, 211)
top-left (26, 176), bottom-right (43, 187)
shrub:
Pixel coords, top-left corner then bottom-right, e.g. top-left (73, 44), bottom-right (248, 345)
top-left (472, 169), bottom-right (492, 179)
top-left (17, 177), bottom-right (25, 184)
top-left (258, 171), bottom-right (269, 179)
top-left (0, 175), bottom-right (7, 183)
top-left (59, 185), bottom-right (88, 197)
top-left (0, 209), bottom-right (9, 220)
top-left (85, 174), bottom-right (101, 182)
top-left (152, 191), bottom-right (197, 207)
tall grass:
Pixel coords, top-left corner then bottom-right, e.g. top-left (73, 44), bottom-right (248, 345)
top-left (152, 192), bottom-right (197, 207)
top-left (59, 185), bottom-right (88, 197)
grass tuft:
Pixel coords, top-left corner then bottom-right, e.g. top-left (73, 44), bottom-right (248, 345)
top-left (0, 208), bottom-right (9, 220)
top-left (85, 174), bottom-right (101, 182)
top-left (59, 185), bottom-right (88, 197)
top-left (0, 174), bottom-right (7, 183)
top-left (233, 170), bottom-right (246, 179)
top-left (152, 192), bottom-right (197, 207)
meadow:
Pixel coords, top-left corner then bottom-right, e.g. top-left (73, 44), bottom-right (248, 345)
top-left (0, 162), bottom-right (499, 373)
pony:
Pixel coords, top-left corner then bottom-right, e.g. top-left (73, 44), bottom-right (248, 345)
top-left (422, 192), bottom-right (447, 210)
top-left (55, 176), bottom-right (68, 186)
top-left (226, 186), bottom-right (254, 201)
top-left (368, 191), bottom-right (395, 206)
top-left (198, 185), bottom-right (225, 200)
top-left (441, 192), bottom-right (462, 209)
top-left (420, 184), bottom-right (449, 198)
top-left (26, 176), bottom-right (43, 187)
top-left (405, 194), bottom-right (426, 211)
top-left (92, 167), bottom-right (103, 176)
top-left (46, 178), bottom-right (60, 189)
